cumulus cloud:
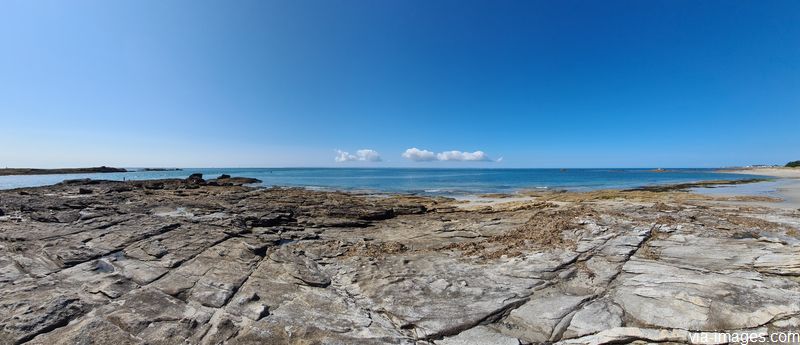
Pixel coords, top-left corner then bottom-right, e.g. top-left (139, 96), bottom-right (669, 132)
top-left (401, 148), bottom-right (437, 162)
top-left (335, 149), bottom-right (382, 162)
top-left (402, 148), bottom-right (497, 162)
top-left (436, 150), bottom-right (491, 161)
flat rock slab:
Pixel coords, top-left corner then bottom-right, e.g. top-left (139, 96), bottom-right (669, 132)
top-left (500, 291), bottom-right (591, 343)
top-left (612, 258), bottom-right (800, 331)
top-left (435, 326), bottom-right (520, 345)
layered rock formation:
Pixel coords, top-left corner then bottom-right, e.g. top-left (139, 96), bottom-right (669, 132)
top-left (0, 177), bottom-right (798, 344)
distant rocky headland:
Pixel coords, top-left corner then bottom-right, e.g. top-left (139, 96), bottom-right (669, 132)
top-left (0, 174), bottom-right (798, 344)
top-left (139, 168), bottom-right (183, 172)
top-left (0, 166), bottom-right (127, 176)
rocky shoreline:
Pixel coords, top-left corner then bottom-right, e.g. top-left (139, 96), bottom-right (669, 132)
top-left (1, 175), bottom-right (799, 344)
top-left (624, 178), bottom-right (769, 192)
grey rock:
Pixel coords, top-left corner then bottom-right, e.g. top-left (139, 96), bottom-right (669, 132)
top-left (562, 300), bottom-right (623, 339)
top-left (0, 296), bottom-right (87, 344)
top-left (612, 258), bottom-right (800, 331)
top-left (500, 291), bottom-right (591, 343)
top-left (435, 326), bottom-right (520, 345)
top-left (1, 179), bottom-right (799, 344)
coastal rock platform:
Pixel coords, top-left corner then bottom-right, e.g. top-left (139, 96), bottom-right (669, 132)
top-left (0, 177), bottom-right (799, 344)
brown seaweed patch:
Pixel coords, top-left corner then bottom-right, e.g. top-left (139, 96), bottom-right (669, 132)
top-left (442, 205), bottom-right (593, 259)
top-left (723, 214), bottom-right (785, 231)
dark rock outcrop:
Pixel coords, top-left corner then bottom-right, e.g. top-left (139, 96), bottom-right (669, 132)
top-left (185, 173), bottom-right (205, 184)
top-left (208, 176), bottom-right (262, 186)
top-left (0, 166), bottom-right (127, 176)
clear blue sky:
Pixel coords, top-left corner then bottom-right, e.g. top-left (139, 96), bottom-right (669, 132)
top-left (1, 0), bottom-right (798, 168)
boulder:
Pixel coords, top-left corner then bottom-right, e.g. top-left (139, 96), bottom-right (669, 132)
top-left (185, 173), bottom-right (205, 184)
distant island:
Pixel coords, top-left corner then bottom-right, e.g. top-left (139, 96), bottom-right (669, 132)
top-left (0, 166), bottom-right (127, 176)
top-left (140, 168), bottom-right (183, 171)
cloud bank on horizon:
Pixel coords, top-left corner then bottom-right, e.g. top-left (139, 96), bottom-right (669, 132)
top-left (334, 149), bottom-right (382, 162)
top-left (402, 148), bottom-right (497, 162)
top-left (335, 148), bottom-right (500, 163)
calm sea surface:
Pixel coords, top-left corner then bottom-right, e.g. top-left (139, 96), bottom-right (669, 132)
top-left (0, 168), bottom-right (763, 195)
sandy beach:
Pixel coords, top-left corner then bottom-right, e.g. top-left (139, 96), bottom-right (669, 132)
top-left (723, 167), bottom-right (800, 178)
top-left (717, 167), bottom-right (800, 208)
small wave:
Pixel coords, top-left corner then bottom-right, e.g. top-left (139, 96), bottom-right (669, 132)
top-left (301, 185), bottom-right (333, 191)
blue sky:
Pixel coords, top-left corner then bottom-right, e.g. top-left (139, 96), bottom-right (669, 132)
top-left (1, 0), bottom-right (798, 168)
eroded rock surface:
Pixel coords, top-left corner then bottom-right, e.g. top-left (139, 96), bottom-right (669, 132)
top-left (0, 178), bottom-right (799, 344)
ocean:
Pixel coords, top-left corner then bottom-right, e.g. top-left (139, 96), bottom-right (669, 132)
top-left (0, 168), bottom-right (763, 195)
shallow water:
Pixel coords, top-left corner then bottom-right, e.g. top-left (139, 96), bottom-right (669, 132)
top-left (691, 179), bottom-right (800, 208)
top-left (0, 168), bottom-right (764, 196)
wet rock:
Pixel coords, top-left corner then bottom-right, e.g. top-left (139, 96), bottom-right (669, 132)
top-left (241, 212), bottom-right (294, 227)
top-left (209, 175), bottom-right (262, 186)
top-left (185, 173), bottom-right (204, 184)
top-left (59, 178), bottom-right (109, 185)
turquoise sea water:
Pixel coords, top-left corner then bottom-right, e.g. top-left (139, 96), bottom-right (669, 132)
top-left (0, 168), bottom-right (763, 195)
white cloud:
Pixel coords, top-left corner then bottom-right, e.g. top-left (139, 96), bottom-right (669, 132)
top-left (401, 148), bottom-right (437, 162)
top-left (402, 148), bottom-right (497, 162)
top-left (335, 149), bottom-right (382, 162)
top-left (355, 149), bottom-right (382, 162)
top-left (436, 150), bottom-right (491, 161)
